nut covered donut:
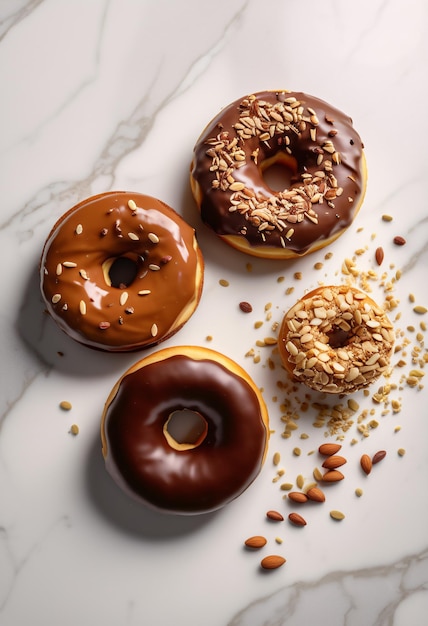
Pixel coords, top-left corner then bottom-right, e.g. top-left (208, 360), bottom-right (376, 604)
top-left (101, 346), bottom-right (269, 515)
top-left (278, 285), bottom-right (394, 394)
top-left (40, 192), bottom-right (204, 352)
top-left (190, 90), bottom-right (367, 259)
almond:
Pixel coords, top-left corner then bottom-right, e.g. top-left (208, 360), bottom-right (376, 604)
top-left (375, 246), bottom-right (384, 266)
top-left (287, 492), bottom-right (308, 503)
top-left (321, 470), bottom-right (345, 482)
top-left (372, 450), bottom-right (387, 465)
top-left (266, 510), bottom-right (284, 521)
top-left (393, 235), bottom-right (406, 246)
top-left (288, 512), bottom-right (307, 526)
top-left (260, 555), bottom-right (286, 570)
top-left (244, 536), bottom-right (267, 549)
top-left (306, 486), bottom-right (326, 502)
top-left (360, 454), bottom-right (372, 475)
top-left (318, 443), bottom-right (342, 456)
top-left (322, 455), bottom-right (347, 469)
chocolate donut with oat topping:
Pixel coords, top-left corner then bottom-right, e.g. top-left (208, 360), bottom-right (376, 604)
top-left (40, 192), bottom-right (204, 352)
top-left (190, 90), bottom-right (367, 259)
top-left (278, 285), bottom-right (394, 394)
top-left (101, 345), bottom-right (270, 514)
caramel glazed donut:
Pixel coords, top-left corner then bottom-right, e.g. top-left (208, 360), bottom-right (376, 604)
top-left (40, 192), bottom-right (204, 352)
top-left (101, 346), bottom-right (270, 515)
top-left (190, 90), bottom-right (367, 259)
top-left (278, 285), bottom-right (395, 394)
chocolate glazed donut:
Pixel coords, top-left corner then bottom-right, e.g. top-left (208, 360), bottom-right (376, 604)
top-left (40, 192), bottom-right (204, 351)
top-left (190, 90), bottom-right (367, 259)
top-left (101, 346), bottom-right (270, 515)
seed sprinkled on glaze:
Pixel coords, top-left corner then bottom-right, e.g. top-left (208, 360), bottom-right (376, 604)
top-left (127, 199), bottom-right (137, 210)
top-left (99, 321), bottom-right (111, 330)
top-left (119, 292), bottom-right (129, 306)
top-left (148, 232), bottom-right (160, 244)
top-left (79, 300), bottom-right (86, 315)
top-left (75, 224), bottom-right (83, 235)
top-left (128, 232), bottom-right (139, 241)
top-left (138, 290), bottom-right (151, 296)
top-left (149, 264), bottom-right (161, 271)
top-left (150, 323), bottom-right (158, 337)
top-left (63, 261), bottom-right (77, 268)
top-left (51, 294), bottom-right (61, 304)
top-left (79, 269), bottom-right (89, 280)
top-left (55, 263), bottom-right (62, 276)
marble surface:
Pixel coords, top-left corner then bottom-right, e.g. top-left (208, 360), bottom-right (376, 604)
top-left (1, 1), bottom-right (428, 624)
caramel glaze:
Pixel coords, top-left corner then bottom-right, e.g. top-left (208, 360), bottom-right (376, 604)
top-left (40, 192), bottom-right (204, 351)
top-left (190, 90), bottom-right (366, 257)
top-left (101, 349), bottom-right (269, 515)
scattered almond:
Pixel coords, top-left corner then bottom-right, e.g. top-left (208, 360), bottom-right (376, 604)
top-left (321, 470), bottom-right (344, 482)
top-left (393, 235), bottom-right (406, 246)
top-left (266, 510), bottom-right (284, 522)
top-left (288, 492), bottom-right (308, 503)
top-left (318, 443), bottom-right (342, 456)
top-left (372, 450), bottom-right (387, 465)
top-left (360, 454), bottom-right (372, 475)
top-left (321, 455), bottom-right (347, 469)
top-left (239, 301), bottom-right (253, 313)
top-left (260, 555), bottom-right (286, 570)
top-left (288, 512), bottom-right (307, 526)
top-left (306, 486), bottom-right (326, 502)
top-left (244, 536), bottom-right (267, 549)
top-left (375, 246), bottom-right (384, 266)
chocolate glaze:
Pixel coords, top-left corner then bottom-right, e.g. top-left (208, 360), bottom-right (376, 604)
top-left (190, 91), bottom-right (365, 255)
top-left (40, 192), bottom-right (204, 351)
top-left (102, 353), bottom-right (268, 514)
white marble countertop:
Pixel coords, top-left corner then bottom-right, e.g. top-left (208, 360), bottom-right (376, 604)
top-left (1, 1), bottom-right (428, 625)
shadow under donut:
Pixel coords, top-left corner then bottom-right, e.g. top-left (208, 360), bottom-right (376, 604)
top-left (85, 433), bottom-right (221, 540)
top-left (16, 260), bottom-right (140, 379)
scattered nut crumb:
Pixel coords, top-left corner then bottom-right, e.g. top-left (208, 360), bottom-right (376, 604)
top-left (218, 278), bottom-right (229, 287)
top-left (70, 424), bottom-right (79, 435)
top-left (330, 510), bottom-right (345, 521)
top-left (355, 488), bottom-right (364, 497)
top-left (397, 448), bottom-right (406, 457)
top-left (59, 401), bottom-right (72, 411)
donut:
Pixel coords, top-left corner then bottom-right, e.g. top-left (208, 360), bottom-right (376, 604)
top-left (40, 192), bottom-right (204, 352)
top-left (101, 346), bottom-right (269, 514)
top-left (278, 285), bottom-right (394, 394)
top-left (190, 90), bottom-right (367, 259)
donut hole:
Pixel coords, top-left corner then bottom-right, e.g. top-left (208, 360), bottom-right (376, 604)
top-left (163, 409), bottom-right (208, 451)
top-left (260, 153), bottom-right (298, 192)
top-left (102, 256), bottom-right (141, 289)
top-left (327, 326), bottom-right (351, 349)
